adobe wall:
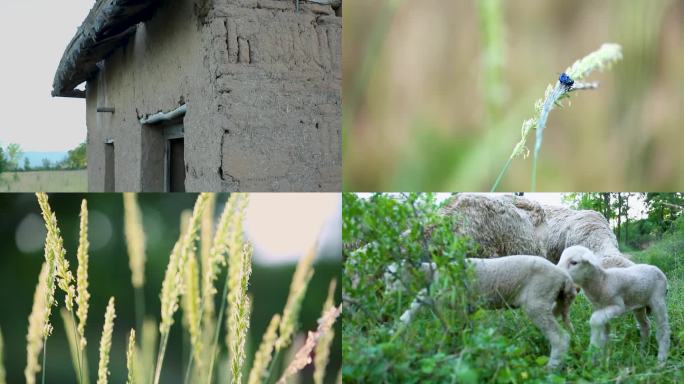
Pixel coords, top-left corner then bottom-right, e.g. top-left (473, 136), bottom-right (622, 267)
top-left (86, 0), bottom-right (342, 192)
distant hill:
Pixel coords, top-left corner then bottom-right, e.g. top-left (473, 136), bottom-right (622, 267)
top-left (20, 152), bottom-right (68, 168)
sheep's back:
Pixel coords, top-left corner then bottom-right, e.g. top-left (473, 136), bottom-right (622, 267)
top-left (543, 206), bottom-right (620, 262)
top-left (468, 256), bottom-right (570, 308)
top-left (609, 265), bottom-right (668, 305)
top-left (440, 194), bottom-right (546, 258)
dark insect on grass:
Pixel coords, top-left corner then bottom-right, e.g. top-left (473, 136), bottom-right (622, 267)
top-left (559, 72), bottom-right (574, 88)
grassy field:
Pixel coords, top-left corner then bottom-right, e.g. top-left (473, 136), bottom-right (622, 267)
top-left (343, 194), bottom-right (684, 383)
top-left (0, 170), bottom-right (87, 192)
top-left (344, 251), bottom-right (684, 383)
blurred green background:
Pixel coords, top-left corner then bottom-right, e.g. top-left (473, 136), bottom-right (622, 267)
top-left (0, 193), bottom-right (341, 383)
top-left (343, 0), bottom-right (684, 191)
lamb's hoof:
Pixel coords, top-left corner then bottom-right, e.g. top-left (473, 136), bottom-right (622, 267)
top-left (585, 346), bottom-right (602, 365)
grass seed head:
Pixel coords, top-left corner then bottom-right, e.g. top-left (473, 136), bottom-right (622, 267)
top-left (97, 297), bottom-right (116, 384)
top-left (126, 329), bottom-right (136, 384)
top-left (313, 279), bottom-right (338, 384)
top-left (36, 193), bottom-right (75, 312)
top-left (76, 199), bottom-right (90, 349)
top-left (25, 263), bottom-right (49, 384)
top-left (277, 305), bottom-right (342, 384)
top-left (276, 243), bottom-right (317, 351)
top-left (123, 193), bottom-right (146, 289)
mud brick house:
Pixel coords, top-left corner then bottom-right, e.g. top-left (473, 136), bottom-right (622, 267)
top-left (52, 0), bottom-right (342, 192)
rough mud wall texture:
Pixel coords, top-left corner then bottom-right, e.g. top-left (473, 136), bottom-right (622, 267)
top-left (206, 0), bottom-right (342, 191)
top-left (87, 0), bottom-right (341, 191)
top-left (87, 0), bottom-right (210, 191)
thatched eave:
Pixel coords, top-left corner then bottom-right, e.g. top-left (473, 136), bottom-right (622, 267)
top-left (51, 0), bottom-right (164, 98)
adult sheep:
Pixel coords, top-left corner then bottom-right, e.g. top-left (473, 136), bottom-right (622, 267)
top-left (543, 205), bottom-right (635, 267)
top-left (557, 246), bottom-right (669, 362)
top-left (440, 194), bottom-right (634, 268)
top-left (438, 194), bottom-right (546, 258)
top-left (387, 256), bottom-right (576, 368)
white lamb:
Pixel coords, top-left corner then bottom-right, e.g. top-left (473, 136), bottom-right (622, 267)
top-left (387, 256), bottom-right (576, 368)
top-left (557, 245), bottom-right (670, 362)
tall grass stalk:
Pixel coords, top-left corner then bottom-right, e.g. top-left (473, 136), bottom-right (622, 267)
top-left (25, 263), bottom-right (49, 384)
top-left (226, 243), bottom-right (253, 384)
top-left (35, 193), bottom-right (84, 384)
top-left (0, 326), bottom-right (6, 384)
top-left (61, 308), bottom-right (91, 384)
top-left (265, 244), bottom-right (317, 384)
top-left (36, 193), bottom-right (76, 311)
top-left (97, 298), bottom-right (116, 384)
top-left (247, 314), bottom-right (281, 384)
top-left (126, 329), bottom-right (136, 384)
top-left (182, 255), bottom-right (202, 370)
top-left (313, 279), bottom-right (337, 384)
top-left (154, 240), bottom-right (182, 384)
top-left (200, 194), bottom-right (217, 319)
top-left (123, 193), bottom-right (146, 336)
top-left (141, 319), bottom-right (158, 384)
top-left (477, 0), bottom-right (506, 130)
top-left (75, 199), bottom-right (91, 384)
top-left (275, 244), bottom-right (317, 351)
top-left (491, 43), bottom-right (623, 191)
top-left (154, 193), bottom-right (210, 384)
top-left (205, 194), bottom-right (249, 384)
top-left (343, 0), bottom-right (406, 184)
top-left (203, 194), bottom-right (243, 330)
top-left (276, 305), bottom-right (342, 384)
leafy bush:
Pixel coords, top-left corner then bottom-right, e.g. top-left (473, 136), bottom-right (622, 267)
top-left (343, 193), bottom-right (684, 383)
top-left (635, 215), bottom-right (684, 275)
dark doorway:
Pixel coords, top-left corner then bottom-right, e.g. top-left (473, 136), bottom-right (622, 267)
top-left (168, 137), bottom-right (185, 192)
top-left (104, 142), bottom-right (115, 192)
top-left (141, 119), bottom-right (185, 192)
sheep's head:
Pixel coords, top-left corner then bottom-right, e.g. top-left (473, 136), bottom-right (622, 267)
top-left (383, 261), bottom-right (436, 295)
top-left (557, 245), bottom-right (600, 285)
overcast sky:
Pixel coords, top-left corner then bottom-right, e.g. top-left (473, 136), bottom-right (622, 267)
top-left (0, 0), bottom-right (93, 152)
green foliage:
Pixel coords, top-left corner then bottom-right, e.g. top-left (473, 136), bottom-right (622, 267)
top-left (0, 147), bottom-right (6, 174)
top-left (635, 215), bottom-right (684, 275)
top-left (64, 143), bottom-right (87, 170)
top-left (344, 193), bottom-right (684, 383)
top-left (564, 193), bottom-right (684, 247)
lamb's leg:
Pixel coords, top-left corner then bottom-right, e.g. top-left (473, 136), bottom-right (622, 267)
top-left (589, 305), bottom-right (625, 352)
top-left (651, 298), bottom-right (670, 363)
top-left (552, 295), bottom-right (574, 332)
top-left (524, 303), bottom-right (568, 368)
top-left (399, 288), bottom-right (428, 324)
top-left (633, 308), bottom-right (650, 352)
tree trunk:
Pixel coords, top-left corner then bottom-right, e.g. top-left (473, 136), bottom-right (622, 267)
top-left (616, 193), bottom-right (623, 242)
top-left (625, 194), bottom-right (630, 245)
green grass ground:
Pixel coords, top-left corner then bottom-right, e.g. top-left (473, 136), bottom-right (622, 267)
top-left (344, 251), bottom-right (684, 383)
top-left (0, 170), bottom-right (87, 192)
